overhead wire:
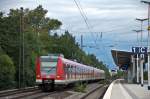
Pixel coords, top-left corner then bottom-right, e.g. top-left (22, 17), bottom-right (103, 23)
top-left (73, 0), bottom-right (98, 45)
top-left (73, 0), bottom-right (148, 66)
top-left (70, 0), bottom-right (148, 41)
top-left (73, 0), bottom-right (111, 65)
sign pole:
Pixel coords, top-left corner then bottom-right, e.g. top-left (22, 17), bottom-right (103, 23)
top-left (137, 54), bottom-right (139, 84)
top-left (148, 3), bottom-right (150, 90)
top-left (141, 59), bottom-right (144, 86)
top-left (132, 47), bottom-right (147, 84)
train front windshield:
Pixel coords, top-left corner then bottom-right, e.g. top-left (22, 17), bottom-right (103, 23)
top-left (40, 56), bottom-right (58, 75)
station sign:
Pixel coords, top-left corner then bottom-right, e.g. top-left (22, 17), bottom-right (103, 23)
top-left (132, 47), bottom-right (147, 54)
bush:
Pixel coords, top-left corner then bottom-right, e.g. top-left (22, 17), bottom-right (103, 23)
top-left (99, 80), bottom-right (110, 85)
top-left (74, 82), bottom-right (87, 93)
top-left (144, 71), bottom-right (148, 80)
top-left (0, 54), bottom-right (16, 90)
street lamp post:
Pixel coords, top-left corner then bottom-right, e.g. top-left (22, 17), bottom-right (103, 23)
top-left (135, 18), bottom-right (148, 46)
top-left (133, 30), bottom-right (142, 46)
top-left (133, 30), bottom-right (142, 84)
top-left (141, 0), bottom-right (150, 90)
top-left (135, 18), bottom-right (147, 86)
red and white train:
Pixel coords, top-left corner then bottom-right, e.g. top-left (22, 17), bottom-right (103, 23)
top-left (36, 54), bottom-right (105, 91)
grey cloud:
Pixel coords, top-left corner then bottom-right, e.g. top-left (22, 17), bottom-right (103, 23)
top-left (0, 0), bottom-right (148, 67)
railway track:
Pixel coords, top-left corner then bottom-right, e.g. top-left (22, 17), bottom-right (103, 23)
top-left (0, 88), bottom-right (56, 99)
top-left (0, 86), bottom-right (73, 99)
top-left (80, 84), bottom-right (109, 99)
top-left (0, 87), bottom-right (38, 97)
top-left (17, 91), bottom-right (57, 99)
top-left (0, 82), bottom-right (108, 99)
top-left (24, 90), bottom-right (72, 99)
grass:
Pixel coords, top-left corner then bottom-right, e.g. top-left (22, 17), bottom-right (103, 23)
top-left (74, 82), bottom-right (87, 93)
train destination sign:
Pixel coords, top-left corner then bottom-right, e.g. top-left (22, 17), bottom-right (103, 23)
top-left (132, 47), bottom-right (147, 54)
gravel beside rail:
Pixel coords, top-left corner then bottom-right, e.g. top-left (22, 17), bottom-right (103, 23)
top-left (65, 83), bottom-right (102, 99)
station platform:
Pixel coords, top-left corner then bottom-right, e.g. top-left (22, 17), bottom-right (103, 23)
top-left (103, 79), bottom-right (150, 99)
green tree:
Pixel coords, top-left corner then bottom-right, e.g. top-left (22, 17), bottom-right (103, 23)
top-left (0, 54), bottom-right (15, 90)
top-left (48, 19), bottom-right (62, 31)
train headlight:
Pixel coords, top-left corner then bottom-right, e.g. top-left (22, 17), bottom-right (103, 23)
top-left (37, 75), bottom-right (40, 78)
top-left (56, 75), bottom-right (60, 79)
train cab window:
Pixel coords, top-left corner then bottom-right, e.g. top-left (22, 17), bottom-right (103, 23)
top-left (40, 56), bottom-right (58, 75)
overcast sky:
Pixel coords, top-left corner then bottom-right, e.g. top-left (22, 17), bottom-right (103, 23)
top-left (0, 0), bottom-right (149, 69)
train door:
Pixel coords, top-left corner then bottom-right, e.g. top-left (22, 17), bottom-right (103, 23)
top-left (75, 66), bottom-right (76, 79)
top-left (76, 67), bottom-right (79, 79)
top-left (70, 65), bottom-right (73, 79)
top-left (81, 69), bottom-right (83, 79)
top-left (68, 64), bottom-right (71, 79)
top-left (64, 63), bottom-right (68, 80)
top-left (72, 65), bottom-right (75, 79)
top-left (65, 63), bottom-right (70, 80)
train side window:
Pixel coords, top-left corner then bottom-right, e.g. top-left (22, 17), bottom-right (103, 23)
top-left (71, 65), bottom-right (73, 73)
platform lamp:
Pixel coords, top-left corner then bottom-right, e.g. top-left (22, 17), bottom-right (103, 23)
top-left (133, 30), bottom-right (142, 84)
top-left (135, 18), bottom-right (148, 47)
top-left (136, 18), bottom-right (147, 87)
top-left (141, 0), bottom-right (150, 90)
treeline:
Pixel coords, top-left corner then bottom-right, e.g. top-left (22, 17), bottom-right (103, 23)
top-left (0, 5), bottom-right (110, 90)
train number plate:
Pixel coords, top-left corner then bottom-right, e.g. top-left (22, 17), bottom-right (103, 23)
top-left (43, 80), bottom-right (52, 83)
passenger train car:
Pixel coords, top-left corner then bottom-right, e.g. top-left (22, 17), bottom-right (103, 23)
top-left (36, 54), bottom-right (105, 91)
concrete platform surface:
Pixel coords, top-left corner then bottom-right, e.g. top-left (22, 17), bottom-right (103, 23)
top-left (103, 79), bottom-right (150, 99)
